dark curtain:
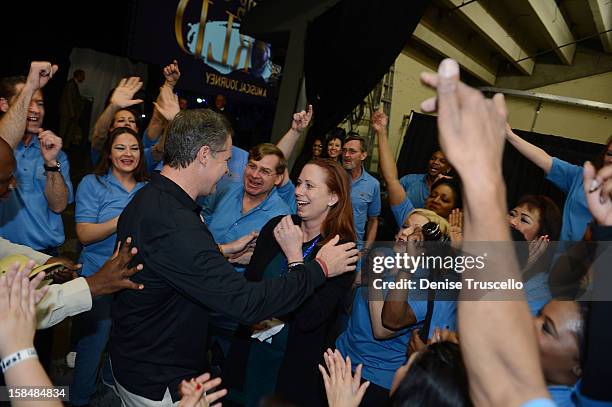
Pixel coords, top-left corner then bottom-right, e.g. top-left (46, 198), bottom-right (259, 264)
top-left (396, 112), bottom-right (605, 211)
top-left (304, 0), bottom-right (430, 140)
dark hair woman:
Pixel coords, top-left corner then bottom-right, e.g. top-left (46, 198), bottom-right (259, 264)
top-left (226, 159), bottom-right (356, 407)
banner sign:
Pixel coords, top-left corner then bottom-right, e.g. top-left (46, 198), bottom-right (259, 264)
top-left (129, 0), bottom-right (281, 102)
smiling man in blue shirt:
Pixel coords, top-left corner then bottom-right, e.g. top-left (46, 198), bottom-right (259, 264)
top-left (0, 75), bottom-right (73, 254)
top-left (342, 134), bottom-right (381, 252)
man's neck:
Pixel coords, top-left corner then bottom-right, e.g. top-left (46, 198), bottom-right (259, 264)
top-left (160, 166), bottom-right (200, 201)
top-left (242, 190), bottom-right (269, 213)
top-left (349, 164), bottom-right (363, 181)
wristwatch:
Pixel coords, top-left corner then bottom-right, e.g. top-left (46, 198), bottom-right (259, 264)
top-left (43, 161), bottom-right (61, 172)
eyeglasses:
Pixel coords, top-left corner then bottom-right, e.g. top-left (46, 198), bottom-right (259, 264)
top-left (246, 162), bottom-right (277, 177)
top-left (606, 150), bottom-right (612, 157)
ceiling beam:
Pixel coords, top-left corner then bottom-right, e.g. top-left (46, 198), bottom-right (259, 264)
top-left (525, 0), bottom-right (576, 65)
top-left (587, 0), bottom-right (612, 53)
top-left (441, 0), bottom-right (534, 75)
top-left (412, 23), bottom-right (497, 85)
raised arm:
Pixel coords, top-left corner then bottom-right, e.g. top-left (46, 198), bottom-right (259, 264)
top-left (146, 60), bottom-right (181, 142)
top-left (0, 61), bottom-right (58, 148)
top-left (91, 77), bottom-right (143, 151)
top-left (276, 105), bottom-right (313, 185)
top-left (372, 110), bottom-right (406, 206)
top-left (505, 123), bottom-right (553, 173)
top-left (422, 58), bottom-right (549, 406)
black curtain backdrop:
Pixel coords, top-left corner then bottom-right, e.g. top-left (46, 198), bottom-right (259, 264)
top-left (304, 0), bottom-right (430, 140)
top-left (397, 112), bottom-right (604, 211)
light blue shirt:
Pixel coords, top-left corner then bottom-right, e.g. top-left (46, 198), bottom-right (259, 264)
top-left (276, 180), bottom-right (297, 213)
top-left (199, 146), bottom-right (249, 211)
top-left (350, 168), bottom-right (381, 242)
top-left (336, 282), bottom-right (457, 389)
top-left (399, 173), bottom-right (429, 209)
top-left (391, 196), bottom-right (416, 229)
top-left (546, 158), bottom-right (591, 241)
top-left (75, 172), bottom-right (146, 277)
top-left (0, 138), bottom-right (74, 250)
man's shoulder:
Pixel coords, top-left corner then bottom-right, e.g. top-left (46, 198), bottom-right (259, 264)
top-left (362, 170), bottom-right (380, 188)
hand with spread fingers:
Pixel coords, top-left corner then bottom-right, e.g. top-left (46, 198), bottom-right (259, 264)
top-left (178, 372), bottom-right (227, 407)
top-left (153, 84), bottom-right (181, 122)
top-left (0, 261), bottom-right (46, 357)
top-left (318, 348), bottom-right (369, 407)
top-left (291, 104), bottom-right (313, 133)
top-left (110, 77), bottom-right (144, 109)
top-left (583, 162), bottom-right (612, 226)
top-left (84, 237), bottom-right (144, 297)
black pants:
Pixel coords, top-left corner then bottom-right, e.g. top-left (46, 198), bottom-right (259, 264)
top-left (360, 380), bottom-right (390, 407)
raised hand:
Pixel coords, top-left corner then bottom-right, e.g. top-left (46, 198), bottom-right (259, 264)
top-left (84, 237), bottom-right (144, 297)
top-left (583, 161), bottom-right (612, 226)
top-left (153, 85), bottom-right (180, 122)
top-left (419, 59), bottom-right (507, 179)
top-left (38, 129), bottom-right (62, 166)
top-left (318, 349), bottom-right (369, 407)
top-left (449, 208), bottom-right (463, 243)
top-left (316, 236), bottom-right (359, 278)
top-left (0, 261), bottom-right (39, 357)
top-left (25, 61), bottom-right (59, 91)
top-left (163, 60), bottom-right (181, 88)
top-left (110, 77), bottom-right (144, 109)
top-left (371, 109), bottom-right (388, 133)
top-left (273, 215), bottom-right (304, 263)
top-left (179, 372), bottom-right (227, 407)
top-left (291, 104), bottom-right (313, 133)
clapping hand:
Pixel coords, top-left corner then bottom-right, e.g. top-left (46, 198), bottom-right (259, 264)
top-left (0, 262), bottom-right (48, 357)
top-left (318, 349), bottom-right (369, 407)
top-left (178, 372), bottom-right (226, 407)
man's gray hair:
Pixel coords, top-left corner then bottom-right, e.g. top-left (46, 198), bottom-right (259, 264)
top-left (164, 109), bottom-right (232, 169)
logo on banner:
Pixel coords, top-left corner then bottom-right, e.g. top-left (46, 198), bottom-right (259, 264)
top-left (174, 0), bottom-right (280, 97)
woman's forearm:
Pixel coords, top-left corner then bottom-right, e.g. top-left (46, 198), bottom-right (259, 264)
top-left (76, 217), bottom-right (119, 245)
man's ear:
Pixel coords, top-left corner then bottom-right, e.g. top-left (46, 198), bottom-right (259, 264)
top-left (0, 98), bottom-right (9, 113)
top-left (197, 145), bottom-right (212, 165)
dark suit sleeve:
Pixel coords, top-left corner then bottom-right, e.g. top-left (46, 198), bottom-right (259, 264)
top-left (145, 225), bottom-right (325, 326)
top-left (580, 225), bottom-right (612, 401)
top-left (291, 271), bottom-right (353, 332)
top-left (244, 216), bottom-right (283, 281)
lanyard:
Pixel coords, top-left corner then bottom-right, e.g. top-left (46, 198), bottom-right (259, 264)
top-left (280, 236), bottom-right (320, 276)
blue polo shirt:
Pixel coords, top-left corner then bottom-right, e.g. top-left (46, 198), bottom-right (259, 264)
top-left (200, 146), bottom-right (249, 213)
top-left (399, 173), bottom-right (429, 209)
top-left (0, 138), bottom-right (74, 250)
top-left (204, 182), bottom-right (291, 273)
top-left (276, 180), bottom-right (297, 213)
top-left (336, 282), bottom-right (457, 389)
top-left (350, 169), bottom-right (381, 242)
top-left (76, 172), bottom-right (146, 277)
top-left (391, 196), bottom-right (417, 229)
top-left (546, 158), bottom-right (591, 241)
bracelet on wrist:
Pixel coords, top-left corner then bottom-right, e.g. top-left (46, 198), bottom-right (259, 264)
top-left (1, 348), bottom-right (37, 373)
top-left (287, 261), bottom-right (304, 269)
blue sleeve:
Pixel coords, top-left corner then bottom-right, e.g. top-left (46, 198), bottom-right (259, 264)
top-left (143, 147), bottom-right (161, 174)
top-left (75, 175), bottom-right (100, 223)
top-left (142, 128), bottom-right (159, 149)
top-left (91, 148), bottom-right (100, 167)
top-left (57, 151), bottom-right (74, 204)
top-left (391, 196), bottom-right (416, 227)
top-left (277, 181), bottom-right (297, 213)
top-left (368, 181), bottom-right (381, 217)
top-left (520, 399), bottom-right (557, 407)
top-left (546, 157), bottom-right (583, 195)
top-left (229, 146), bottom-right (248, 175)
